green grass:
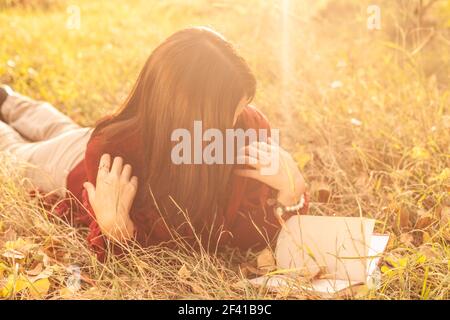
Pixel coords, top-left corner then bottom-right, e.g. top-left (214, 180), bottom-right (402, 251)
top-left (0, 0), bottom-right (449, 299)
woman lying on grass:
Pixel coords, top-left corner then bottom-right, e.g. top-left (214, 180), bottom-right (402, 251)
top-left (0, 27), bottom-right (308, 260)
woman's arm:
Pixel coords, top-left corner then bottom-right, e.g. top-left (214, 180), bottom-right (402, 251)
top-left (83, 154), bottom-right (138, 242)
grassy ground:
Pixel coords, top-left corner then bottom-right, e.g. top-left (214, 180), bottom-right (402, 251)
top-left (0, 0), bottom-right (449, 299)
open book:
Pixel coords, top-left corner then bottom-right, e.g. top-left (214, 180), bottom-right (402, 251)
top-left (249, 215), bottom-right (389, 297)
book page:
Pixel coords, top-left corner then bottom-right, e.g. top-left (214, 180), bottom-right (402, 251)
top-left (275, 215), bottom-right (375, 283)
top-left (248, 275), bottom-right (362, 296)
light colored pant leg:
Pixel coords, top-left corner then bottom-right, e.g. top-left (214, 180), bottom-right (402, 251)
top-left (0, 120), bottom-right (92, 196)
top-left (1, 90), bottom-right (80, 142)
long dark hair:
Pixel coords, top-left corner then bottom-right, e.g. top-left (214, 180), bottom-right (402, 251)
top-left (94, 27), bottom-right (256, 232)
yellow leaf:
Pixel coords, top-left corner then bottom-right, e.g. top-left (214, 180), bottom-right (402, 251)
top-left (0, 275), bottom-right (29, 298)
top-left (431, 168), bottom-right (450, 183)
top-left (29, 278), bottom-right (50, 298)
top-left (411, 147), bottom-right (430, 160)
top-left (381, 265), bottom-right (393, 276)
top-left (83, 286), bottom-right (101, 298)
top-left (0, 262), bottom-right (8, 278)
top-left (3, 238), bottom-right (37, 259)
top-left (4, 238), bottom-right (28, 251)
top-left (59, 287), bottom-right (75, 298)
top-left (353, 284), bottom-right (369, 298)
top-left (422, 231), bottom-right (432, 244)
top-left (385, 256), bottom-right (399, 268)
top-left (293, 151), bottom-right (311, 170)
top-left (398, 257), bottom-right (408, 268)
top-left (416, 254), bottom-right (426, 264)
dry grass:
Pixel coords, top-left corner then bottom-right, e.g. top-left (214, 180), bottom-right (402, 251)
top-left (0, 0), bottom-right (449, 299)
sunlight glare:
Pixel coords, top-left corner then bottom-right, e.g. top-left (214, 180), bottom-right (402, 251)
top-left (281, 0), bottom-right (292, 112)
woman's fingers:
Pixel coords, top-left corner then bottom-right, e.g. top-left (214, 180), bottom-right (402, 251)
top-left (83, 181), bottom-right (96, 204)
top-left (99, 153), bottom-right (111, 168)
top-left (130, 176), bottom-right (138, 189)
top-left (111, 156), bottom-right (124, 176)
top-left (236, 155), bottom-right (259, 167)
top-left (98, 155), bottom-right (132, 179)
top-left (97, 153), bottom-right (111, 178)
top-left (96, 155), bottom-right (136, 192)
top-left (240, 145), bottom-right (272, 164)
top-left (251, 140), bottom-right (275, 151)
top-left (121, 164), bottom-right (133, 182)
top-left (126, 176), bottom-right (138, 198)
top-left (121, 176), bottom-right (138, 212)
top-left (236, 155), bottom-right (273, 169)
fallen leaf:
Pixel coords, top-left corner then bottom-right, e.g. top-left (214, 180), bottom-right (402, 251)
top-left (419, 245), bottom-right (438, 259)
top-left (59, 287), bottom-right (75, 298)
top-left (3, 228), bottom-right (17, 242)
top-left (4, 238), bottom-right (26, 250)
top-left (0, 262), bottom-right (8, 278)
top-left (411, 146), bottom-right (430, 160)
top-left (177, 264), bottom-right (191, 280)
top-left (28, 278), bottom-right (50, 298)
top-left (311, 181), bottom-right (331, 203)
top-left (399, 233), bottom-right (415, 246)
top-left (28, 266), bottom-right (53, 283)
top-left (256, 248), bottom-right (276, 273)
top-left (415, 212), bottom-right (435, 229)
top-left (190, 283), bottom-right (203, 294)
top-left (2, 249), bottom-right (25, 260)
top-left (416, 254), bottom-right (427, 264)
top-left (239, 263), bottom-right (266, 276)
top-left (293, 151), bottom-right (311, 170)
top-left (0, 275), bottom-right (28, 298)
top-left (381, 265), bottom-right (394, 276)
top-left (430, 168), bottom-right (450, 183)
top-left (397, 207), bottom-right (411, 230)
top-left (398, 257), bottom-right (408, 268)
top-left (4, 237), bottom-right (37, 254)
top-left (439, 206), bottom-right (450, 227)
top-left (442, 227), bottom-right (450, 242)
top-left (26, 263), bottom-right (43, 277)
top-left (421, 231), bottom-right (432, 244)
top-left (354, 173), bottom-right (369, 189)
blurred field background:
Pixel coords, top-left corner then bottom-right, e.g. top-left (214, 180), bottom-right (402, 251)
top-left (0, 0), bottom-right (449, 299)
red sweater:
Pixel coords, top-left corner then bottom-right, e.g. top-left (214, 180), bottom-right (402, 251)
top-left (56, 106), bottom-right (308, 260)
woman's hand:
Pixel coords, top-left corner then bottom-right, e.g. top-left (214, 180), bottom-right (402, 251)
top-left (234, 138), bottom-right (306, 206)
top-left (83, 154), bottom-right (138, 242)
